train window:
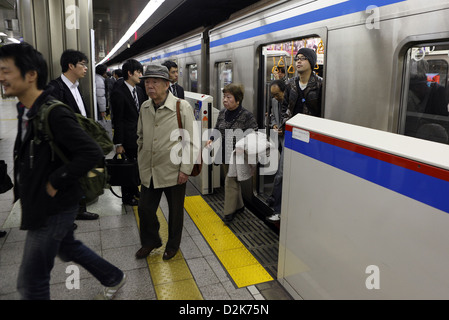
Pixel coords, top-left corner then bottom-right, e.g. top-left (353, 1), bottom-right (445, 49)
top-left (216, 61), bottom-right (233, 109)
top-left (187, 64), bottom-right (198, 92)
top-left (400, 43), bottom-right (449, 144)
top-left (258, 36), bottom-right (325, 197)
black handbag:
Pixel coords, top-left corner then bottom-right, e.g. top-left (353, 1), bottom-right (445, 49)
top-left (105, 153), bottom-right (140, 187)
top-left (0, 160), bottom-right (13, 194)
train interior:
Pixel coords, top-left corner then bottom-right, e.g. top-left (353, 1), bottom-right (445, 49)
top-left (401, 42), bottom-right (449, 144)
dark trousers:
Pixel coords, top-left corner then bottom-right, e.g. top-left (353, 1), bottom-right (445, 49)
top-left (272, 146), bottom-right (284, 214)
top-left (137, 180), bottom-right (186, 251)
top-left (121, 147), bottom-right (139, 202)
top-left (17, 204), bottom-right (123, 299)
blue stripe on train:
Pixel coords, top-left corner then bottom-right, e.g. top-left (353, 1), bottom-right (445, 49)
top-left (210, 0), bottom-right (407, 47)
top-left (284, 130), bottom-right (449, 214)
top-left (140, 0), bottom-right (406, 62)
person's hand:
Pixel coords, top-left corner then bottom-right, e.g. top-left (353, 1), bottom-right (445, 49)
top-left (46, 182), bottom-right (58, 197)
top-left (178, 171), bottom-right (189, 184)
top-left (205, 140), bottom-right (213, 148)
top-left (116, 145), bottom-right (125, 154)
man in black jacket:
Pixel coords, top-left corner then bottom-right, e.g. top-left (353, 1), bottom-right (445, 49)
top-left (162, 60), bottom-right (184, 99)
top-left (48, 49), bottom-right (99, 221)
top-left (0, 43), bottom-right (126, 300)
top-left (267, 48), bottom-right (323, 223)
top-left (110, 59), bottom-right (145, 206)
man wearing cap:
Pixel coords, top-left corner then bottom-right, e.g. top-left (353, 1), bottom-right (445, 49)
top-left (267, 47), bottom-right (323, 223)
top-left (285, 47), bottom-right (323, 118)
top-left (135, 64), bottom-right (199, 260)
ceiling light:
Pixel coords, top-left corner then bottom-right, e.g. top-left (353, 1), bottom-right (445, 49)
top-left (0, 32), bottom-right (7, 37)
top-left (97, 0), bottom-right (165, 65)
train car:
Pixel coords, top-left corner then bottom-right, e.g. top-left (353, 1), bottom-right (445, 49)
top-left (107, 0), bottom-right (449, 297)
top-left (121, 0), bottom-right (449, 223)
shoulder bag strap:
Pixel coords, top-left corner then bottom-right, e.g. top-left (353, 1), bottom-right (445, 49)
top-left (176, 99), bottom-right (182, 129)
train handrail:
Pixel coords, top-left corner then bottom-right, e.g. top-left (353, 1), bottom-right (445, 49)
top-left (287, 64), bottom-right (295, 74)
top-left (277, 56), bottom-right (285, 67)
top-left (288, 41), bottom-right (295, 74)
top-left (317, 39), bottom-right (324, 54)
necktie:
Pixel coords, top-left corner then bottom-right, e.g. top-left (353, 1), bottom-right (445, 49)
top-left (133, 88), bottom-right (139, 110)
top-left (171, 84), bottom-right (178, 97)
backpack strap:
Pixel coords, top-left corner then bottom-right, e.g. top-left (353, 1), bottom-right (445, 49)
top-left (33, 100), bottom-right (72, 163)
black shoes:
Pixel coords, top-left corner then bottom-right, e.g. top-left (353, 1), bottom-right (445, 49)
top-left (222, 206), bottom-right (245, 224)
top-left (163, 248), bottom-right (178, 260)
top-left (222, 213), bottom-right (235, 223)
top-left (76, 211), bottom-right (99, 220)
top-left (122, 198), bottom-right (139, 206)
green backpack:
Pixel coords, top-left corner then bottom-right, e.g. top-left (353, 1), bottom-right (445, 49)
top-left (33, 100), bottom-right (113, 203)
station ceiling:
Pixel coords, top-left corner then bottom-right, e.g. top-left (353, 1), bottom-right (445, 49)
top-left (93, 0), bottom-right (265, 66)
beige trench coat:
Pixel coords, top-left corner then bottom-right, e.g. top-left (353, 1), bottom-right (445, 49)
top-left (137, 92), bottom-right (199, 189)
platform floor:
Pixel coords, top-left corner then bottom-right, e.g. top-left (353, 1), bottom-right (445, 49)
top-left (0, 97), bottom-right (291, 301)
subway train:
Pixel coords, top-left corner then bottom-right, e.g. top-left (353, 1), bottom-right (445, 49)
top-left (108, 0), bottom-right (449, 221)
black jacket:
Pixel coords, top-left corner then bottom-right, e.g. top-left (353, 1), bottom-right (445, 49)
top-left (284, 72), bottom-right (323, 118)
top-left (170, 83), bottom-right (185, 99)
top-left (13, 89), bottom-right (103, 230)
top-left (110, 81), bottom-right (145, 149)
top-left (48, 77), bottom-right (91, 117)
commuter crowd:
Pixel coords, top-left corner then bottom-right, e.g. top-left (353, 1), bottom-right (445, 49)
top-left (0, 41), bottom-right (322, 299)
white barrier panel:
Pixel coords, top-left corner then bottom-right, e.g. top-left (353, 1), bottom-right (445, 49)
top-left (278, 114), bottom-right (449, 299)
top-left (184, 91), bottom-right (220, 194)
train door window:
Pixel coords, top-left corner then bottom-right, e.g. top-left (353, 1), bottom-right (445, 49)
top-left (258, 36), bottom-right (325, 199)
top-left (400, 43), bottom-right (449, 144)
top-left (216, 61), bottom-right (233, 109)
top-left (187, 64), bottom-right (198, 92)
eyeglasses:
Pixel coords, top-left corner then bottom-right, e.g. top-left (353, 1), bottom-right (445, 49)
top-left (294, 56), bottom-right (308, 62)
top-left (77, 62), bottom-right (88, 68)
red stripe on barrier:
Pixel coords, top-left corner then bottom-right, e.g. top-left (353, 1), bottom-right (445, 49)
top-left (285, 124), bottom-right (449, 182)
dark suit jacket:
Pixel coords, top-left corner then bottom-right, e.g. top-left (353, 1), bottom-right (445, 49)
top-left (48, 77), bottom-right (91, 117)
top-left (110, 81), bottom-right (146, 149)
top-left (171, 83), bottom-right (185, 99)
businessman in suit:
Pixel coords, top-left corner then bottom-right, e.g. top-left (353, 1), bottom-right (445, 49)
top-left (110, 59), bottom-right (145, 206)
top-left (162, 60), bottom-right (184, 99)
top-left (48, 49), bottom-right (99, 221)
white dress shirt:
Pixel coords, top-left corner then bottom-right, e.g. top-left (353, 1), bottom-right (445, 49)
top-left (124, 81), bottom-right (136, 98)
top-left (61, 73), bottom-right (87, 117)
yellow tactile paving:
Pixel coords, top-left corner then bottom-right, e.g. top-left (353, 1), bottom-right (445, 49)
top-left (133, 206), bottom-right (203, 300)
top-left (184, 195), bottom-right (274, 288)
top-left (155, 279), bottom-right (203, 300)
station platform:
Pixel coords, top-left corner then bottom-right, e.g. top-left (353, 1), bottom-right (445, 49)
top-left (0, 98), bottom-right (292, 301)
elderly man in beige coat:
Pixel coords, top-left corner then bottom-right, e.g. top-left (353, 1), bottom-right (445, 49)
top-left (136, 64), bottom-right (199, 260)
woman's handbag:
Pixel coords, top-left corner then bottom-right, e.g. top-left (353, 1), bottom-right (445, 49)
top-left (105, 153), bottom-right (140, 187)
top-left (0, 160), bottom-right (13, 194)
top-left (176, 100), bottom-right (202, 176)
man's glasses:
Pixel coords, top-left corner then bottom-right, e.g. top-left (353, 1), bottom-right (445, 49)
top-left (294, 56), bottom-right (308, 62)
top-left (77, 62), bottom-right (88, 68)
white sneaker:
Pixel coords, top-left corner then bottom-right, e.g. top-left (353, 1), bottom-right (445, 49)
top-left (267, 213), bottom-right (280, 222)
top-left (95, 273), bottom-right (126, 300)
